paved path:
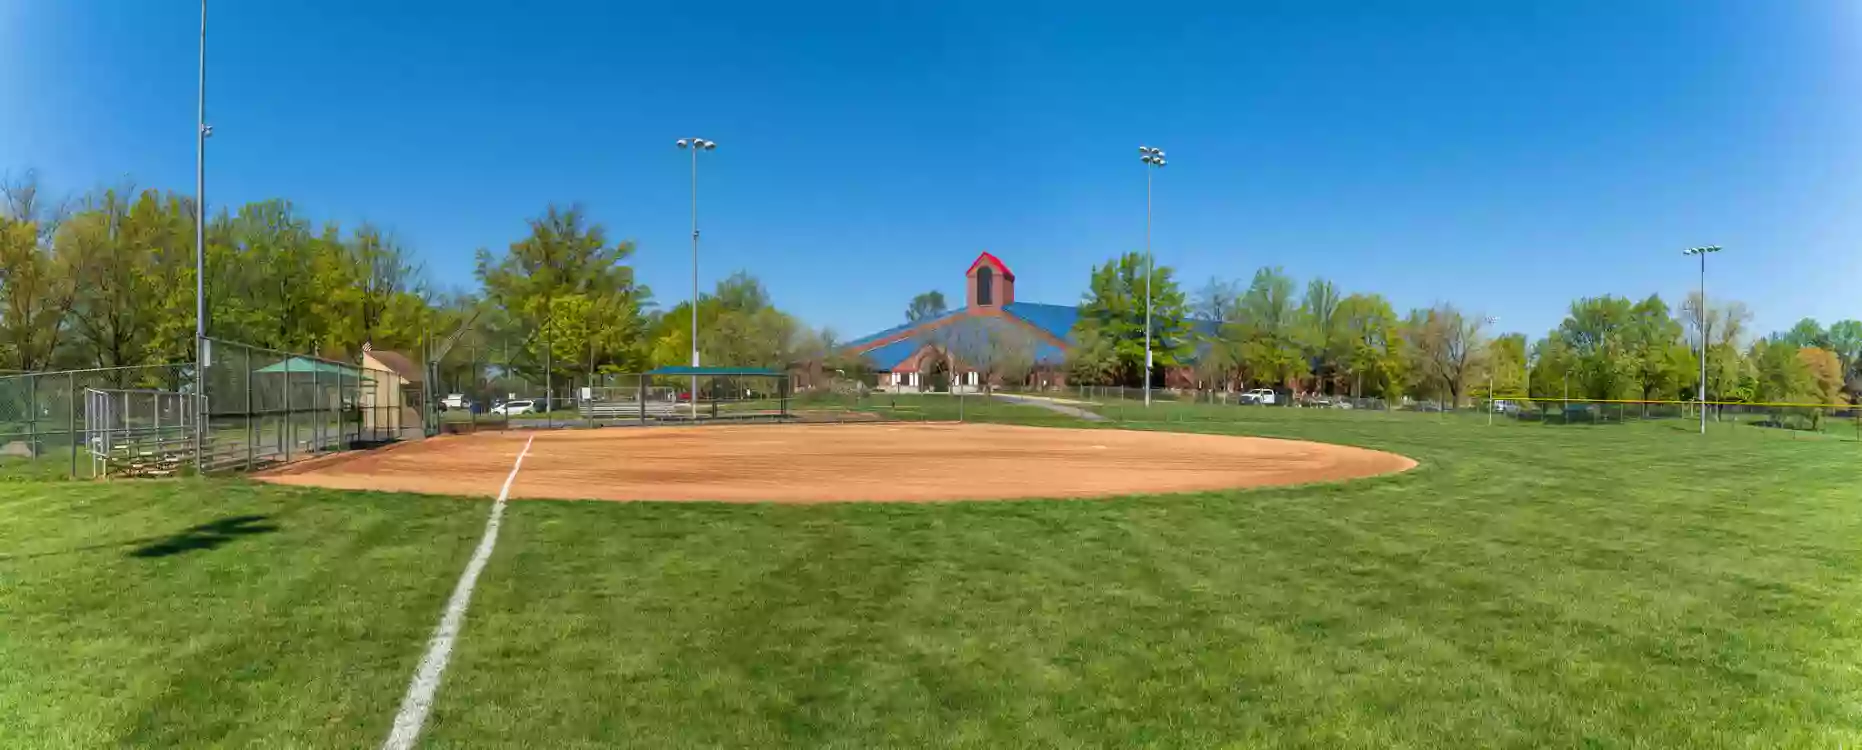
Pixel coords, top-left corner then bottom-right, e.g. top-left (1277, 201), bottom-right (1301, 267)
top-left (992, 394), bottom-right (1108, 421)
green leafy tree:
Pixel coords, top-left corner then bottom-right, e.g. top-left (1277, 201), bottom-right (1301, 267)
top-left (1335, 293), bottom-right (1404, 400)
top-left (905, 290), bottom-right (948, 323)
top-left (1478, 333), bottom-right (1528, 399)
top-left (1554, 296), bottom-right (1640, 400)
top-left (0, 174), bottom-right (75, 371)
top-left (1069, 252), bottom-right (1191, 387)
top-left (1298, 278), bottom-right (1345, 393)
top-left (1777, 318), bottom-right (1829, 350)
top-left (476, 205), bottom-right (651, 384)
top-left (1627, 295), bottom-right (1691, 401)
top-left (1230, 266), bottom-right (1307, 390)
top-left (1823, 320), bottom-right (1862, 388)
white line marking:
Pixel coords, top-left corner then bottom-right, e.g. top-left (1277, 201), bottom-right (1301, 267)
top-left (382, 434), bottom-right (534, 750)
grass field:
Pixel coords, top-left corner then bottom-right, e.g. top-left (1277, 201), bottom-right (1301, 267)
top-left (4, 405), bottom-right (1860, 747)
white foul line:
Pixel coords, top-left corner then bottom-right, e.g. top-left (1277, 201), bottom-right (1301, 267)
top-left (382, 434), bottom-right (534, 750)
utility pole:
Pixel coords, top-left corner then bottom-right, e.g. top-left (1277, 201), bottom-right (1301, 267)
top-left (193, 0), bottom-right (212, 473)
top-left (678, 137), bottom-right (717, 420)
top-left (1684, 245), bottom-right (1723, 435)
top-left (1139, 146), bottom-right (1166, 407)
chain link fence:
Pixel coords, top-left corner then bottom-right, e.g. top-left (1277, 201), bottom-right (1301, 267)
top-left (200, 338), bottom-right (408, 472)
top-left (84, 388), bottom-right (203, 478)
top-left (0, 364), bottom-right (194, 480)
top-left (0, 338), bottom-right (413, 480)
top-left (991, 384), bottom-right (1861, 441)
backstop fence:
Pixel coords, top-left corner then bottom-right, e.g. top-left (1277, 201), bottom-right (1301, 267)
top-left (0, 337), bottom-right (412, 479)
top-left (198, 338), bottom-right (409, 472)
top-left (440, 369), bottom-right (798, 433)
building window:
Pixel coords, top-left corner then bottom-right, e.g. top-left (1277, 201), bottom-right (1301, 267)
top-left (976, 265), bottom-right (994, 306)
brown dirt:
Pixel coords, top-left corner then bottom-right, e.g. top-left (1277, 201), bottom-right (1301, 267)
top-left (253, 423), bottom-right (1417, 503)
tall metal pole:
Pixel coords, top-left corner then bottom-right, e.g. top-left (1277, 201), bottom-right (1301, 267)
top-left (195, 0), bottom-right (207, 344)
top-left (1685, 245), bottom-right (1721, 435)
top-left (1138, 146), bottom-right (1165, 407)
top-left (1144, 166), bottom-right (1152, 408)
top-left (1697, 250), bottom-right (1707, 435)
top-left (194, 0), bottom-right (209, 474)
top-left (690, 143), bottom-right (700, 421)
top-left (679, 138), bottom-right (716, 421)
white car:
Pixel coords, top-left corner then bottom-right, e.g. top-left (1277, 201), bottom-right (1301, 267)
top-left (491, 399), bottom-right (535, 416)
top-left (1240, 388), bottom-right (1278, 405)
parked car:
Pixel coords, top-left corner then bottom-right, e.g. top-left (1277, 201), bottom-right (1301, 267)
top-left (1240, 388), bottom-right (1278, 405)
top-left (1492, 399), bottom-right (1521, 415)
top-left (490, 399), bottom-right (535, 416)
top-left (441, 393), bottom-right (469, 410)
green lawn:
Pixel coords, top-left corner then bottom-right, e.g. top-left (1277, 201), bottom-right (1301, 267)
top-left (0, 482), bottom-right (492, 747)
top-left (5, 406), bottom-right (1862, 747)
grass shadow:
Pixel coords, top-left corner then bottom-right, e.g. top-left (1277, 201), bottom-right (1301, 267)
top-left (128, 514), bottom-right (280, 558)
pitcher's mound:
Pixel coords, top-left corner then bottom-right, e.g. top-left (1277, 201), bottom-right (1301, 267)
top-left (257, 423), bottom-right (1416, 503)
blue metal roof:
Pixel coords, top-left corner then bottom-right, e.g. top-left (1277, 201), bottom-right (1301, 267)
top-left (850, 301), bottom-right (1216, 370)
top-left (858, 338), bottom-right (925, 370)
top-left (841, 308), bottom-right (965, 350)
top-left (1002, 302), bottom-right (1080, 341)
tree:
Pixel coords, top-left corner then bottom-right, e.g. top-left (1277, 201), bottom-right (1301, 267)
top-left (1191, 278), bottom-right (1246, 391)
top-left (1298, 278), bottom-right (1345, 393)
top-left (1479, 333), bottom-right (1528, 399)
top-left (1405, 303), bottom-right (1484, 406)
top-left (905, 290), bottom-right (947, 324)
top-left (0, 173), bottom-right (76, 371)
top-left (1553, 296), bottom-right (1640, 400)
top-left (1231, 266), bottom-right (1307, 390)
top-left (1065, 325), bottom-right (1119, 386)
top-left (1069, 252), bottom-right (1191, 387)
top-left (476, 205), bottom-right (651, 384)
top-left (1777, 318), bottom-right (1830, 350)
top-left (946, 320), bottom-right (1037, 395)
top-left (1627, 295), bottom-right (1691, 402)
top-left (1335, 293), bottom-right (1404, 400)
top-left (1825, 320), bottom-right (1862, 387)
top-left (1797, 347), bottom-right (1843, 404)
top-left (1682, 291), bottom-right (1753, 404)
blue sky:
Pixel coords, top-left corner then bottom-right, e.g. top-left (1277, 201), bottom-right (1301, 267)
top-left (4, 1), bottom-right (1859, 341)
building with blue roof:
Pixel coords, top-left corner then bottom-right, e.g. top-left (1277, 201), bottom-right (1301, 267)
top-left (840, 252), bottom-right (1107, 391)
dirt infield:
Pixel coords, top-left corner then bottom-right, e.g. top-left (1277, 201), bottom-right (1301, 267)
top-left (256, 423), bottom-right (1417, 503)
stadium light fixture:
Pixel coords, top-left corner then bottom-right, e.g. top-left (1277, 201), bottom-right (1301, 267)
top-left (1140, 145), bottom-right (1167, 408)
top-left (680, 137), bottom-right (718, 420)
top-left (1683, 245), bottom-right (1723, 435)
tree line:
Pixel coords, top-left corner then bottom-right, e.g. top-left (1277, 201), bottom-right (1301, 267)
top-left (1059, 252), bottom-right (1860, 408)
top-left (0, 171), bottom-right (835, 396)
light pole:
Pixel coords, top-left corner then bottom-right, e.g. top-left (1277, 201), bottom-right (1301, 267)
top-left (194, 0), bottom-right (212, 472)
top-left (677, 137), bottom-right (716, 421)
top-left (1139, 146), bottom-right (1166, 407)
top-left (1684, 245), bottom-right (1722, 435)
top-left (1485, 316), bottom-right (1499, 426)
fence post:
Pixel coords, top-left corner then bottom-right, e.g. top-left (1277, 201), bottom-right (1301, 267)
top-left (638, 374), bottom-right (647, 425)
top-left (284, 364), bottom-right (293, 463)
top-left (26, 372), bottom-right (36, 466)
top-left (67, 373), bottom-right (77, 478)
top-left (245, 347), bottom-right (255, 471)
